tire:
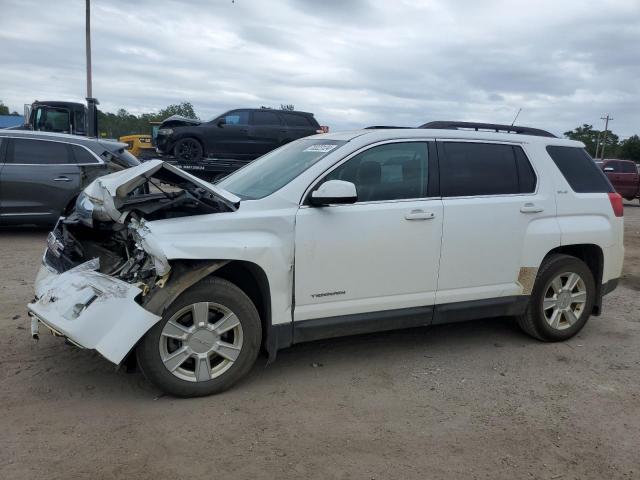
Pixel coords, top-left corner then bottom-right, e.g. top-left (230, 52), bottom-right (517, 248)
top-left (517, 254), bottom-right (596, 342)
top-left (173, 137), bottom-right (203, 163)
top-left (137, 277), bottom-right (261, 397)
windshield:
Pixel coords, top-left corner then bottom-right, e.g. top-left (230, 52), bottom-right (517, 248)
top-left (218, 139), bottom-right (346, 199)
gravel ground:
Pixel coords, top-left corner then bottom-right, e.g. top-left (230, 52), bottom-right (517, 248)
top-left (1, 203), bottom-right (639, 480)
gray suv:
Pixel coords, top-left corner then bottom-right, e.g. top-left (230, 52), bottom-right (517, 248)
top-left (0, 130), bottom-right (139, 226)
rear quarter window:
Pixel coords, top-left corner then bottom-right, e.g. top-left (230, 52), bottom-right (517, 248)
top-left (71, 145), bottom-right (100, 164)
top-left (546, 146), bottom-right (613, 193)
top-left (282, 113), bottom-right (316, 127)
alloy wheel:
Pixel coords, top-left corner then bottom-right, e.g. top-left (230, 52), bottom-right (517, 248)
top-left (542, 271), bottom-right (588, 331)
top-left (159, 302), bottom-right (243, 382)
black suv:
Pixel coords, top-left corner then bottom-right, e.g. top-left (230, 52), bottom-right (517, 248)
top-left (156, 108), bottom-right (323, 163)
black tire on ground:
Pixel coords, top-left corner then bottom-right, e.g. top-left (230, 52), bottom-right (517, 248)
top-left (517, 254), bottom-right (596, 342)
top-left (173, 137), bottom-right (203, 163)
top-left (137, 277), bottom-right (262, 397)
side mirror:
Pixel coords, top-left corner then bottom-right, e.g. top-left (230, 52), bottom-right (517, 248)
top-left (217, 118), bottom-right (226, 127)
top-left (604, 167), bottom-right (614, 172)
top-left (310, 180), bottom-right (357, 206)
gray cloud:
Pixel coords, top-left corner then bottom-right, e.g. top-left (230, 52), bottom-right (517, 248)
top-left (1, 0), bottom-right (639, 137)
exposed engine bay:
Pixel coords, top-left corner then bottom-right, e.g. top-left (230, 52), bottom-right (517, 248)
top-left (44, 160), bottom-right (240, 296)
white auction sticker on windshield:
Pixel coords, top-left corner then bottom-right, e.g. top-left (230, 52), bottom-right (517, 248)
top-left (303, 144), bottom-right (338, 153)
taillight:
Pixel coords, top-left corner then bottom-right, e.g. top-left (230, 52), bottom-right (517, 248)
top-left (608, 192), bottom-right (624, 217)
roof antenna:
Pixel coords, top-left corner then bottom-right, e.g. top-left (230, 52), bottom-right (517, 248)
top-left (510, 108), bottom-right (522, 127)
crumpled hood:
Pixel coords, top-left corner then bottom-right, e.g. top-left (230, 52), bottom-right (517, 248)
top-left (81, 159), bottom-right (240, 222)
top-left (159, 115), bottom-right (202, 128)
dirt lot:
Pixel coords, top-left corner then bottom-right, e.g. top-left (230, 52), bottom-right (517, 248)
top-left (1, 204), bottom-right (639, 480)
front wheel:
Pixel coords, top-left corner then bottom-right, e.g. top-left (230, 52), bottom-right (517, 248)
top-left (137, 277), bottom-right (262, 397)
top-left (517, 254), bottom-right (596, 341)
top-left (173, 137), bottom-right (203, 163)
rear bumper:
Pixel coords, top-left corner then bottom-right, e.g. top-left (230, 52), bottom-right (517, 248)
top-left (28, 262), bottom-right (161, 364)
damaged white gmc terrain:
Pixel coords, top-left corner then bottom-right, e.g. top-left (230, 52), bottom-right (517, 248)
top-left (28, 122), bottom-right (624, 397)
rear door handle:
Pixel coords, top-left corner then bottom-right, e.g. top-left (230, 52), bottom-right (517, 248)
top-left (520, 202), bottom-right (544, 213)
top-left (404, 209), bottom-right (435, 220)
top-left (53, 176), bottom-right (72, 182)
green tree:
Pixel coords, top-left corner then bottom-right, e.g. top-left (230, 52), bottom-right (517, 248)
top-left (95, 102), bottom-right (199, 138)
top-left (564, 124), bottom-right (619, 157)
top-left (618, 135), bottom-right (640, 163)
top-left (280, 104), bottom-right (295, 111)
top-left (0, 101), bottom-right (9, 115)
top-left (157, 102), bottom-right (198, 120)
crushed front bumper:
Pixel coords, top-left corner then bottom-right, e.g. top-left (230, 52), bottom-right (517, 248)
top-left (28, 262), bottom-right (161, 365)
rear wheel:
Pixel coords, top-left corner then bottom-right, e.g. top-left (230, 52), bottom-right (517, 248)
top-left (517, 254), bottom-right (595, 341)
top-left (173, 137), bottom-right (203, 162)
top-left (137, 277), bottom-right (261, 397)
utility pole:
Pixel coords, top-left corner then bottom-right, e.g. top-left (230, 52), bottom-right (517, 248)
top-left (600, 114), bottom-right (613, 160)
top-left (594, 130), bottom-right (602, 158)
top-left (86, 0), bottom-right (92, 98)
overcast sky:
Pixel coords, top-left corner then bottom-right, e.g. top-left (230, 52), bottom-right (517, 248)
top-left (1, 0), bottom-right (639, 137)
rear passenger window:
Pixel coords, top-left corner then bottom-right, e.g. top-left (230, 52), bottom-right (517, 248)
top-left (252, 111), bottom-right (281, 126)
top-left (324, 142), bottom-right (428, 202)
top-left (282, 113), bottom-right (313, 127)
top-left (621, 162), bottom-right (637, 174)
top-left (8, 139), bottom-right (73, 165)
top-left (546, 146), bottom-right (612, 193)
top-left (71, 145), bottom-right (100, 164)
top-left (439, 142), bottom-right (535, 197)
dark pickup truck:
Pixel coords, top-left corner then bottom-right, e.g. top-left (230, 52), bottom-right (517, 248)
top-left (597, 159), bottom-right (640, 203)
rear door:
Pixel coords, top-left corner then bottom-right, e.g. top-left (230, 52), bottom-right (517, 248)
top-left (248, 110), bottom-right (284, 156)
top-left (602, 161), bottom-right (622, 194)
top-left (435, 141), bottom-right (557, 306)
top-left (0, 137), bottom-right (80, 224)
top-left (619, 161), bottom-right (640, 199)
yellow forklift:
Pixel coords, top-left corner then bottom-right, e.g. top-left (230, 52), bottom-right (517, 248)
top-left (119, 121), bottom-right (161, 160)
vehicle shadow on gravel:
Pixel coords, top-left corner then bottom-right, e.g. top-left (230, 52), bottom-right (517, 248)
top-left (22, 315), bottom-right (528, 401)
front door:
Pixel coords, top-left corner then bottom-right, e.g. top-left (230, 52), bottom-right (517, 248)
top-left (204, 110), bottom-right (251, 159)
top-left (294, 141), bottom-right (443, 323)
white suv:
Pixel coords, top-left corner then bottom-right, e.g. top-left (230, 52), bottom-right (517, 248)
top-left (28, 121), bottom-right (624, 397)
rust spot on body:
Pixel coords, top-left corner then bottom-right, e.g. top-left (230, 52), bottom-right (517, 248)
top-left (518, 267), bottom-right (538, 295)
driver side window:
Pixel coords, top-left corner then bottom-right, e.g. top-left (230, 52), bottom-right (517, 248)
top-left (222, 110), bottom-right (249, 125)
top-left (324, 142), bottom-right (429, 202)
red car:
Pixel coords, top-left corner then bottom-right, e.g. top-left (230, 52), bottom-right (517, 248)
top-left (596, 159), bottom-right (640, 202)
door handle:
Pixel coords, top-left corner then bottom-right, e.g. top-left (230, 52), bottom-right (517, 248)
top-left (53, 176), bottom-right (72, 182)
top-left (520, 202), bottom-right (544, 213)
top-left (404, 209), bottom-right (435, 220)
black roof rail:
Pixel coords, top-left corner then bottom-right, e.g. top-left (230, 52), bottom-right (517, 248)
top-left (364, 125), bottom-right (412, 129)
top-left (419, 121), bottom-right (556, 138)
